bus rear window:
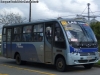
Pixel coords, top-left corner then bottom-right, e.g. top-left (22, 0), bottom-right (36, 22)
top-left (3, 28), bottom-right (6, 34)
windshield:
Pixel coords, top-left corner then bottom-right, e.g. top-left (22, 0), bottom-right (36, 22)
top-left (61, 20), bottom-right (97, 43)
top-left (78, 22), bottom-right (97, 42)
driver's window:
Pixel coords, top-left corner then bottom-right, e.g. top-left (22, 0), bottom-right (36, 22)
top-left (54, 23), bottom-right (66, 49)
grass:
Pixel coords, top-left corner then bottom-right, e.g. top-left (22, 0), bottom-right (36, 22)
top-left (97, 60), bottom-right (100, 65)
top-left (95, 60), bottom-right (100, 66)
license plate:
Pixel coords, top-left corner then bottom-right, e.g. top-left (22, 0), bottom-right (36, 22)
top-left (87, 56), bottom-right (92, 60)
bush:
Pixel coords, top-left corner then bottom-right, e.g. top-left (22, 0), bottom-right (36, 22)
top-left (91, 22), bottom-right (100, 52)
top-left (98, 40), bottom-right (100, 52)
top-left (96, 60), bottom-right (100, 65)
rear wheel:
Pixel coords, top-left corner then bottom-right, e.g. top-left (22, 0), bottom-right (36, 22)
top-left (56, 58), bottom-right (66, 72)
top-left (15, 54), bottom-right (22, 65)
top-left (83, 64), bottom-right (94, 69)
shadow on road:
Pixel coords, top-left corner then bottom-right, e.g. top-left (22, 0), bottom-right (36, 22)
top-left (0, 58), bottom-right (88, 72)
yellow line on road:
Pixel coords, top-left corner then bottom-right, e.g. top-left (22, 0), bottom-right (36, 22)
top-left (7, 66), bottom-right (14, 68)
top-left (1, 64), bottom-right (6, 66)
top-left (1, 64), bottom-right (56, 75)
top-left (0, 73), bottom-right (8, 75)
top-left (28, 70), bottom-right (56, 75)
top-left (24, 69), bottom-right (56, 75)
top-left (23, 68), bottom-right (30, 70)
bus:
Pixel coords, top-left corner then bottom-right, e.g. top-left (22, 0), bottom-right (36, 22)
top-left (1, 18), bottom-right (99, 72)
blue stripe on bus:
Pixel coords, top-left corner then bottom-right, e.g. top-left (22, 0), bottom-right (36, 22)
top-left (3, 43), bottom-right (41, 62)
top-left (70, 46), bottom-right (98, 53)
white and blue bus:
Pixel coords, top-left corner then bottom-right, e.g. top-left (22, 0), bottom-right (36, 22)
top-left (1, 18), bottom-right (99, 71)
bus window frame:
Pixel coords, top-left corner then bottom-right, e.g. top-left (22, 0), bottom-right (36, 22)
top-left (2, 27), bottom-right (7, 42)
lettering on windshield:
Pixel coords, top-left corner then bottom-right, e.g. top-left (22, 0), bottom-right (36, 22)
top-left (61, 20), bottom-right (68, 26)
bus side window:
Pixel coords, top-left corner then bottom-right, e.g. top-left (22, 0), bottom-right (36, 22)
top-left (13, 27), bottom-right (21, 42)
top-left (54, 23), bottom-right (66, 49)
top-left (3, 28), bottom-right (6, 41)
top-left (32, 24), bottom-right (43, 42)
top-left (22, 26), bottom-right (32, 42)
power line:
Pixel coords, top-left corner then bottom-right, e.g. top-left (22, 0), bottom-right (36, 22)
top-left (81, 6), bottom-right (88, 15)
top-left (90, 9), bottom-right (95, 16)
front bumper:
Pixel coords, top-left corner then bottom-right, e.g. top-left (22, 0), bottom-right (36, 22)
top-left (66, 52), bottom-right (99, 65)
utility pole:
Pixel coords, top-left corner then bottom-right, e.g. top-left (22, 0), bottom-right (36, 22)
top-left (87, 3), bottom-right (90, 21)
top-left (0, 0), bottom-right (39, 22)
top-left (77, 3), bottom-right (100, 22)
top-left (29, 0), bottom-right (31, 22)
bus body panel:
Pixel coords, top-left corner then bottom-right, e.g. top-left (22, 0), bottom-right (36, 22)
top-left (3, 42), bottom-right (45, 63)
top-left (2, 42), bottom-right (7, 57)
top-left (70, 46), bottom-right (98, 53)
top-left (44, 38), bottom-right (53, 63)
top-left (52, 47), bottom-right (68, 64)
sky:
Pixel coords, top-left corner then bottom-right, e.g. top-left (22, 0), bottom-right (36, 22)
top-left (0, 0), bottom-right (100, 21)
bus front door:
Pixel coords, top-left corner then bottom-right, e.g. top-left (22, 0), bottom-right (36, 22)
top-left (44, 23), bottom-right (53, 64)
top-left (6, 28), bottom-right (12, 58)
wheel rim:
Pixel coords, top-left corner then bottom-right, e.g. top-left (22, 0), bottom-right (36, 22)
top-left (16, 55), bottom-right (21, 64)
top-left (17, 57), bottom-right (20, 63)
top-left (57, 61), bottom-right (63, 69)
top-left (56, 58), bottom-right (66, 72)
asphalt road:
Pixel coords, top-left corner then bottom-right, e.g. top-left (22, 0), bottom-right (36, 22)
top-left (0, 57), bottom-right (100, 75)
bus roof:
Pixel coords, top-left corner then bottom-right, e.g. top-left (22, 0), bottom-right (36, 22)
top-left (3, 18), bottom-right (86, 27)
top-left (3, 19), bottom-right (58, 27)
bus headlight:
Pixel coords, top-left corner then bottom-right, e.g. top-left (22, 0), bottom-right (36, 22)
top-left (95, 51), bottom-right (99, 54)
top-left (71, 52), bottom-right (79, 55)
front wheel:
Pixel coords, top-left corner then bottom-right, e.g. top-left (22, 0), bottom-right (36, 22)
top-left (56, 58), bottom-right (66, 72)
top-left (83, 64), bottom-right (94, 69)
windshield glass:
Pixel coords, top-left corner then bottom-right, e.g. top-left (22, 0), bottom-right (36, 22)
top-left (61, 20), bottom-right (97, 43)
top-left (78, 21), bottom-right (97, 42)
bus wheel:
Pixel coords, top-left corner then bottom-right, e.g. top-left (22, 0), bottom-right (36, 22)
top-left (56, 58), bottom-right (66, 72)
top-left (83, 64), bottom-right (94, 69)
top-left (15, 54), bottom-right (22, 65)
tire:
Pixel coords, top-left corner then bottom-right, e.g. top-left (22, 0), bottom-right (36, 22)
top-left (15, 54), bottom-right (22, 65)
top-left (56, 58), bottom-right (66, 72)
top-left (83, 64), bottom-right (94, 69)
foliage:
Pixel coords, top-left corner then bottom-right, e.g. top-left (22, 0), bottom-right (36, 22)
top-left (90, 22), bottom-right (100, 52)
top-left (96, 60), bottom-right (100, 65)
top-left (0, 10), bottom-right (27, 25)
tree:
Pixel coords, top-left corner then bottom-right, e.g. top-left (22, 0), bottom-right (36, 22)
top-left (91, 22), bottom-right (100, 52)
top-left (0, 10), bottom-right (27, 25)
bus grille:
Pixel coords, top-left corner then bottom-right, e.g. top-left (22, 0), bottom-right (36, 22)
top-left (78, 59), bottom-right (96, 63)
top-left (78, 60), bottom-right (88, 63)
top-left (80, 52), bottom-right (95, 56)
